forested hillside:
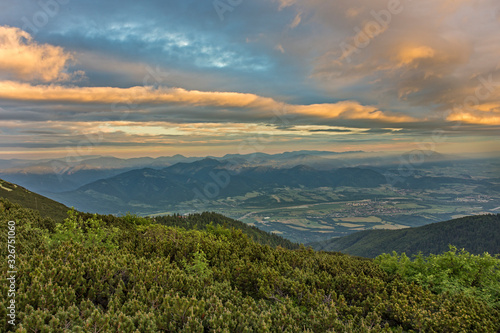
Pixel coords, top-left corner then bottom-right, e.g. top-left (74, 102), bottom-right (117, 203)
top-left (153, 212), bottom-right (299, 249)
top-left (309, 214), bottom-right (500, 258)
top-left (76, 211), bottom-right (299, 250)
top-left (1, 198), bottom-right (499, 332)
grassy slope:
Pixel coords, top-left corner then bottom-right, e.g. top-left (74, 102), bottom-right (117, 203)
top-left (309, 214), bottom-right (500, 258)
top-left (0, 178), bottom-right (69, 222)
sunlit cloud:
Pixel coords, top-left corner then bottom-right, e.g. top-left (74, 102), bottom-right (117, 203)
top-left (0, 26), bottom-right (83, 82)
top-left (289, 102), bottom-right (415, 123)
top-left (447, 103), bottom-right (500, 125)
top-left (0, 80), bottom-right (414, 125)
top-left (284, 0), bottom-right (500, 115)
top-left (0, 80), bottom-right (273, 108)
top-left (396, 46), bottom-right (436, 67)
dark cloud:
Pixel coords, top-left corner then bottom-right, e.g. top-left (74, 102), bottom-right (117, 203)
top-left (308, 128), bottom-right (352, 133)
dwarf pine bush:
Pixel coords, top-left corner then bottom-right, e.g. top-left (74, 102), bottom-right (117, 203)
top-left (376, 245), bottom-right (500, 309)
top-left (0, 198), bottom-right (499, 332)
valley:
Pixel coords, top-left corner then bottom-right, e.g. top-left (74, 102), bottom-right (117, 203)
top-left (160, 183), bottom-right (498, 243)
top-left (2, 151), bottom-right (499, 244)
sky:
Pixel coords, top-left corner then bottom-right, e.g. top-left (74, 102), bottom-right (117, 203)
top-left (0, 0), bottom-right (499, 159)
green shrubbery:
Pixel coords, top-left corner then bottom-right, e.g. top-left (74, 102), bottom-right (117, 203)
top-left (0, 198), bottom-right (499, 332)
top-left (46, 209), bottom-right (120, 251)
top-left (376, 246), bottom-right (500, 309)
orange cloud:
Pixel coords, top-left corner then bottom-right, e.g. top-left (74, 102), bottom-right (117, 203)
top-left (0, 80), bottom-right (414, 124)
top-left (0, 80), bottom-right (275, 108)
top-left (290, 101), bottom-right (415, 122)
top-left (447, 103), bottom-right (500, 125)
top-left (0, 26), bottom-right (79, 82)
top-left (397, 46), bottom-right (436, 67)
top-left (447, 112), bottom-right (500, 125)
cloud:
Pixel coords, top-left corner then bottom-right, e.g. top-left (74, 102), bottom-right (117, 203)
top-left (0, 26), bottom-right (82, 82)
top-left (0, 120), bottom-right (366, 152)
top-left (447, 102), bottom-right (500, 125)
top-left (275, 0), bottom-right (296, 10)
top-left (1, 1), bottom-right (499, 157)
top-left (0, 80), bottom-right (414, 125)
top-left (289, 12), bottom-right (302, 28)
top-left (345, 7), bottom-right (364, 18)
top-left (396, 46), bottom-right (436, 67)
top-left (275, 0), bottom-right (500, 116)
top-left (0, 80), bottom-right (275, 109)
top-left (447, 111), bottom-right (500, 125)
top-left (308, 128), bottom-right (352, 133)
top-left (289, 101), bottom-right (415, 123)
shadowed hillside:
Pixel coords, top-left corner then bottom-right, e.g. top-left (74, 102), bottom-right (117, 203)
top-left (0, 178), bottom-right (69, 222)
top-left (309, 214), bottom-right (500, 258)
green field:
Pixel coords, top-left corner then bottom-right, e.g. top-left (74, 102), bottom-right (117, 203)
top-left (159, 181), bottom-right (499, 243)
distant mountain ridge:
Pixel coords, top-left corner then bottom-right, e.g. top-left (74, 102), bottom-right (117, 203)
top-left (46, 153), bottom-right (491, 216)
top-left (1, 150), bottom-right (467, 197)
top-left (0, 154), bottom-right (203, 194)
top-left (50, 158), bottom-right (389, 214)
top-left (308, 214), bottom-right (500, 257)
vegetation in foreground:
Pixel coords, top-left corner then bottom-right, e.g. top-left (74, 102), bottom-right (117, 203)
top-left (0, 198), bottom-right (499, 332)
top-left (376, 247), bottom-right (500, 309)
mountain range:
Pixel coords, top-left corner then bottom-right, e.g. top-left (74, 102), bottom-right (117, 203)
top-left (0, 150), bottom-right (458, 196)
top-left (48, 158), bottom-right (390, 214)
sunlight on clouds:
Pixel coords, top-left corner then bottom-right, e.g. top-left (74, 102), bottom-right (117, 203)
top-left (104, 122), bottom-right (310, 138)
top-left (475, 103), bottom-right (500, 112)
top-left (0, 80), bottom-right (275, 109)
top-left (0, 26), bottom-right (81, 82)
top-left (301, 0), bottom-right (498, 117)
top-left (397, 46), bottom-right (436, 67)
top-left (447, 103), bottom-right (500, 125)
top-left (1, 0), bottom-right (499, 160)
top-left (0, 80), bottom-right (413, 124)
top-left (447, 112), bottom-right (500, 125)
top-left (289, 101), bottom-right (415, 123)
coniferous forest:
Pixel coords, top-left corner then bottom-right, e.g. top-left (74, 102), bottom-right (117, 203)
top-left (1, 197), bottom-right (499, 332)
